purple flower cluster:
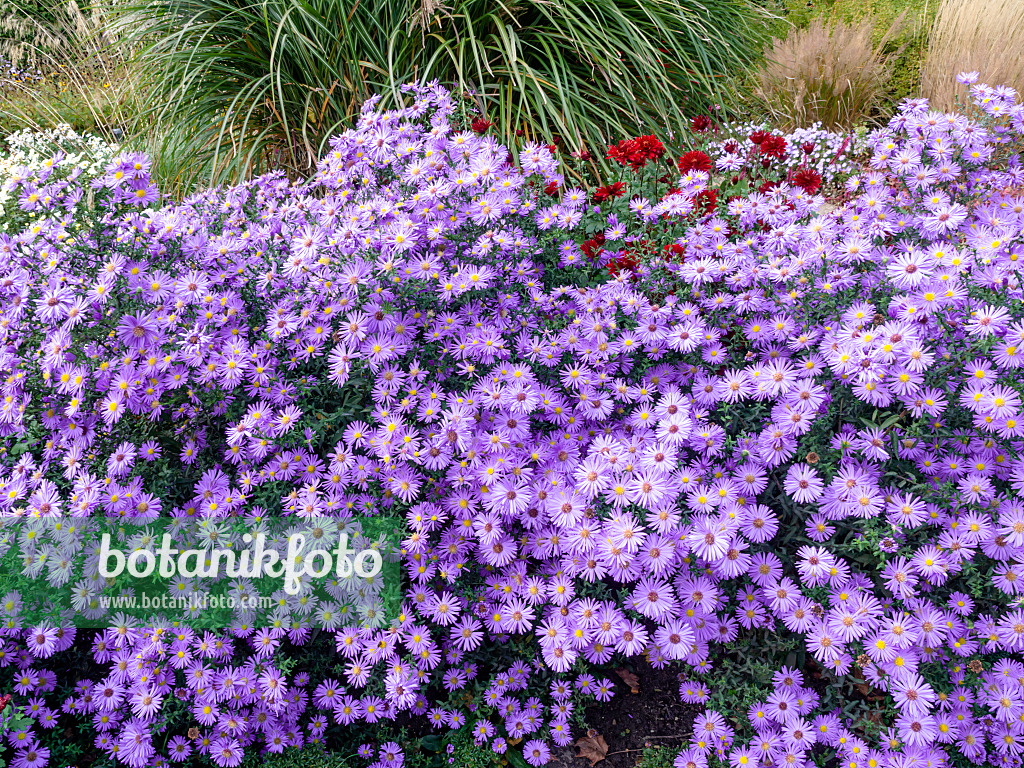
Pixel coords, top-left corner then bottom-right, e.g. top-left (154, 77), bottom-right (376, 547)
top-left (2, 74), bottom-right (1024, 768)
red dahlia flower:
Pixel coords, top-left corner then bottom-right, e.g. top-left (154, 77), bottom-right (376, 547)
top-left (606, 135), bottom-right (666, 171)
top-left (694, 188), bottom-right (718, 214)
top-left (592, 182), bottom-right (626, 203)
top-left (663, 243), bottom-right (686, 262)
top-left (760, 135), bottom-right (788, 159)
top-left (691, 115), bottom-right (712, 132)
top-left (581, 233), bottom-right (606, 259)
top-left (607, 251), bottom-right (640, 277)
top-left (678, 151), bottom-right (712, 175)
top-left (792, 169), bottom-right (823, 195)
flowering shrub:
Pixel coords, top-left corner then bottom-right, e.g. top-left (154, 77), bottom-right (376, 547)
top-left (2, 75), bottom-right (1024, 768)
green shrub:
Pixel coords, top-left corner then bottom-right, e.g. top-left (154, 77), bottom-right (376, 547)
top-left (1, 78), bottom-right (127, 137)
top-left (635, 745), bottom-right (680, 768)
top-left (242, 746), bottom-right (351, 768)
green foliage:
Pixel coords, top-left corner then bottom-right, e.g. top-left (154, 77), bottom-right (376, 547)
top-left (0, 83), bottom-right (118, 136)
top-left (703, 631), bottom-right (797, 735)
top-left (402, 726), bottom-right (522, 768)
top-left (119, 0), bottom-right (768, 193)
top-left (445, 728), bottom-right (505, 768)
top-left (242, 745), bottom-right (351, 768)
top-left (635, 745), bottom-right (680, 768)
top-left (1, 707), bottom-right (36, 749)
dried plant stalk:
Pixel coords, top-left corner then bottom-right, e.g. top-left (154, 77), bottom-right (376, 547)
top-left (921, 0), bottom-right (1024, 111)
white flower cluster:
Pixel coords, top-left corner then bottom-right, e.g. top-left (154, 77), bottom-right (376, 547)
top-left (706, 120), bottom-right (866, 185)
top-left (0, 124), bottom-right (119, 229)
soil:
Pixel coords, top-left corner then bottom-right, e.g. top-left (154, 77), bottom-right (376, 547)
top-left (550, 662), bottom-right (703, 768)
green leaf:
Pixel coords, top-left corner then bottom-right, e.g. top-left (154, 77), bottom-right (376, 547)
top-left (420, 735), bottom-right (443, 753)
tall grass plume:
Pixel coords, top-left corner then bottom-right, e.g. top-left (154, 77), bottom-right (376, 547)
top-left (754, 14), bottom-right (905, 131)
top-left (921, 0), bottom-right (1024, 111)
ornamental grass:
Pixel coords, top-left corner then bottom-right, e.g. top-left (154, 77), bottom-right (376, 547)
top-left (921, 0), bottom-right (1024, 112)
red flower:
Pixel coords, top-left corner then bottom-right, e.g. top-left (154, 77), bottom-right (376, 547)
top-left (801, 142), bottom-right (816, 154)
top-left (637, 136), bottom-right (666, 161)
top-left (581, 232), bottom-right (606, 259)
top-left (760, 135), bottom-right (788, 159)
top-left (606, 141), bottom-right (625, 163)
top-left (677, 151), bottom-right (712, 175)
top-left (691, 115), bottom-right (713, 133)
top-left (607, 239), bottom-right (659, 277)
top-left (607, 135), bottom-right (666, 171)
top-left (607, 253), bottom-right (638, 276)
top-left (792, 168), bottom-right (823, 195)
top-left (544, 180), bottom-right (561, 196)
top-left (663, 243), bottom-right (686, 263)
top-left (592, 182), bottom-right (626, 203)
top-left (470, 117), bottom-right (492, 134)
top-left (749, 130), bottom-right (770, 145)
top-left (606, 251), bottom-right (640, 277)
top-left (694, 188), bottom-right (718, 214)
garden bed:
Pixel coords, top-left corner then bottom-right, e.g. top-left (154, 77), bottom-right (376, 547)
top-left (1, 73), bottom-right (1023, 768)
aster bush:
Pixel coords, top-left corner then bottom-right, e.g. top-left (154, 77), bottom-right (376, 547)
top-left (2, 74), bottom-right (1024, 768)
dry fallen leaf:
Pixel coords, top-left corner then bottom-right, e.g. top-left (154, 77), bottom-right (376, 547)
top-left (615, 667), bottom-right (640, 694)
top-left (575, 733), bottom-right (609, 766)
